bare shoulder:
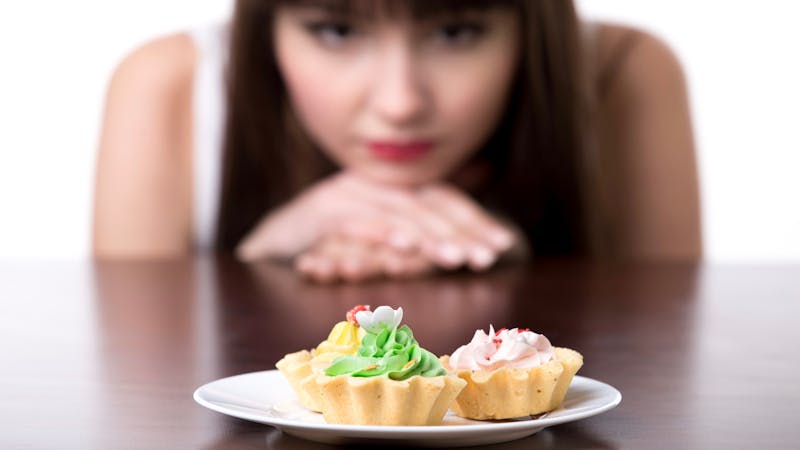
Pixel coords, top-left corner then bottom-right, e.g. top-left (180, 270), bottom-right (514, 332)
top-left (587, 23), bottom-right (701, 261)
top-left (99, 32), bottom-right (196, 166)
top-left (592, 23), bottom-right (688, 101)
top-left (114, 32), bottom-right (196, 80)
top-left (94, 33), bottom-right (198, 258)
top-left (107, 33), bottom-right (196, 109)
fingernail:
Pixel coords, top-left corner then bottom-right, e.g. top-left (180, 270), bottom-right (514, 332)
top-left (316, 259), bottom-right (334, 275)
top-left (295, 256), bottom-right (314, 271)
top-left (470, 247), bottom-right (496, 270)
top-left (384, 258), bottom-right (407, 275)
top-left (388, 231), bottom-right (415, 250)
top-left (437, 242), bottom-right (465, 266)
top-left (489, 229), bottom-right (513, 250)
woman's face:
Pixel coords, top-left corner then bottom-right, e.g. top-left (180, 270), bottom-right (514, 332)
top-left (274, 4), bottom-right (520, 187)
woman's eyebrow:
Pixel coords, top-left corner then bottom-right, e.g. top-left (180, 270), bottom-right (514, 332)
top-left (289, 1), bottom-right (374, 18)
top-left (287, 1), bottom-right (496, 21)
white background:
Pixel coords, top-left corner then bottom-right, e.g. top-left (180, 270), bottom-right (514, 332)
top-left (0, 1), bottom-right (798, 261)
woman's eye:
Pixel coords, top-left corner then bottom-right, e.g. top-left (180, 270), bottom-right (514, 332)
top-left (304, 21), bottom-right (358, 47)
top-left (435, 22), bottom-right (486, 46)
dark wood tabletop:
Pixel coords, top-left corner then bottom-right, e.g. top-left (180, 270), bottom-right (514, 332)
top-left (2, 258), bottom-right (798, 449)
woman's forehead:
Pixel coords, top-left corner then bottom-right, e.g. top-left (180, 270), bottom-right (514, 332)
top-left (273, 0), bottom-right (519, 18)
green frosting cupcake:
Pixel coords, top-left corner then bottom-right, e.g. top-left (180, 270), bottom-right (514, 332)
top-left (324, 306), bottom-right (445, 380)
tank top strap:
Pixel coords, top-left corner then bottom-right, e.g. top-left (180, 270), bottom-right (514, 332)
top-left (188, 22), bottom-right (229, 251)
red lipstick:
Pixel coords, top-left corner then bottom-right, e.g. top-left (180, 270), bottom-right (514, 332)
top-left (368, 141), bottom-right (433, 162)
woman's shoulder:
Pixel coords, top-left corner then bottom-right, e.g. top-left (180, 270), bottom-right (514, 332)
top-left (582, 23), bottom-right (701, 261)
top-left (587, 22), bottom-right (687, 100)
top-left (101, 32), bottom-right (198, 164)
top-left (109, 33), bottom-right (196, 100)
top-left (94, 33), bottom-right (199, 257)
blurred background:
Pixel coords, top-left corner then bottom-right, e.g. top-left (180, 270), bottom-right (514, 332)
top-left (0, 0), bottom-right (797, 261)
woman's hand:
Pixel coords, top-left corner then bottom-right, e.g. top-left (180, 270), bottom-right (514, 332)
top-left (294, 233), bottom-right (435, 283)
top-left (236, 172), bottom-right (520, 272)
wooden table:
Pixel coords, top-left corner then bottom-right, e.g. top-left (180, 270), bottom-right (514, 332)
top-left (2, 258), bottom-right (798, 449)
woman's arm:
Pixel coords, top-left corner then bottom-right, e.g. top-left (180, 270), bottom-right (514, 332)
top-left (593, 25), bottom-right (702, 260)
top-left (93, 34), bottom-right (196, 258)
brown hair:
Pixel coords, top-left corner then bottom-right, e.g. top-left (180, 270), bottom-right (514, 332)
top-left (217, 0), bottom-right (590, 257)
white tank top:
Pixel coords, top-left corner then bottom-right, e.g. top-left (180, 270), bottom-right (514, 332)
top-left (189, 23), bottom-right (229, 251)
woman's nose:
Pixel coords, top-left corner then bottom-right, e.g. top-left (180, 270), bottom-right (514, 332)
top-left (368, 42), bottom-right (429, 126)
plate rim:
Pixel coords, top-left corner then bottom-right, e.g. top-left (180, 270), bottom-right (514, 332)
top-left (193, 369), bottom-right (621, 435)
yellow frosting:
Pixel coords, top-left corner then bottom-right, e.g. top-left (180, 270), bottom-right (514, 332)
top-left (277, 316), bottom-right (367, 412)
top-left (313, 321), bottom-right (366, 358)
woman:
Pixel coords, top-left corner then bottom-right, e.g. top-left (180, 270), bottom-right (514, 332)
top-left (93, 0), bottom-right (701, 281)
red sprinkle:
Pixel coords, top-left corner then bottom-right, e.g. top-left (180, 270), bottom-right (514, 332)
top-left (518, 328), bottom-right (530, 333)
top-left (346, 305), bottom-right (370, 325)
top-left (494, 327), bottom-right (507, 336)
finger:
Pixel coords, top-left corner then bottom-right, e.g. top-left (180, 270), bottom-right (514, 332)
top-left (323, 236), bottom-right (386, 282)
top-left (373, 245), bottom-right (412, 277)
top-left (300, 236), bottom-right (354, 282)
top-left (338, 176), bottom-right (500, 270)
top-left (336, 220), bottom-right (390, 244)
top-left (418, 183), bottom-right (515, 251)
top-left (335, 179), bottom-right (426, 252)
top-left (373, 246), bottom-right (432, 279)
top-left (387, 250), bottom-right (436, 278)
top-left (335, 219), bottom-right (421, 252)
top-left (295, 252), bottom-right (339, 283)
top-left (295, 253), bottom-right (316, 272)
top-left (337, 250), bottom-right (379, 282)
top-left (421, 234), bottom-right (497, 272)
top-left (338, 178), bottom-right (469, 268)
top-left (416, 184), bottom-right (521, 270)
top-left (465, 245), bottom-right (497, 272)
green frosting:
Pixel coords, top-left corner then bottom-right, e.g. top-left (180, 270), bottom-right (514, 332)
top-left (324, 324), bottom-right (446, 380)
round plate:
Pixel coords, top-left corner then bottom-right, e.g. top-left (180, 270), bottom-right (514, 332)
top-left (194, 370), bottom-right (621, 447)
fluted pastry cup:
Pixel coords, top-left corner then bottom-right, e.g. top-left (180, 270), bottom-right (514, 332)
top-left (441, 347), bottom-right (583, 420)
top-left (275, 350), bottom-right (316, 410)
top-left (313, 374), bottom-right (467, 425)
top-left (276, 350), bottom-right (347, 412)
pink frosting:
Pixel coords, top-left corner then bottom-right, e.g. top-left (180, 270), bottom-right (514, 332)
top-left (448, 326), bottom-right (555, 371)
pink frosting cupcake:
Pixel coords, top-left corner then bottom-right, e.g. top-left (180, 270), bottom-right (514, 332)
top-left (441, 326), bottom-right (583, 420)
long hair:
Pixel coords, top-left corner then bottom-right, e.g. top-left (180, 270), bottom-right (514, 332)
top-left (217, 0), bottom-right (591, 256)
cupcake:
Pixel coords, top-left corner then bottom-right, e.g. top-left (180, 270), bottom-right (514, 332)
top-left (441, 326), bottom-right (583, 420)
top-left (313, 306), bottom-right (466, 425)
top-left (275, 305), bottom-right (368, 411)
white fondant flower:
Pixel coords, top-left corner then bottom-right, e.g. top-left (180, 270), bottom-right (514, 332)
top-left (355, 306), bottom-right (403, 334)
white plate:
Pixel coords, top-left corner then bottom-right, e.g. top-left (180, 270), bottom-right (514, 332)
top-left (194, 370), bottom-right (621, 447)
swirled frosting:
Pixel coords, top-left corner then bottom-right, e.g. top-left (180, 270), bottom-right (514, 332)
top-left (314, 320), bottom-right (366, 356)
top-left (448, 326), bottom-right (555, 371)
top-left (309, 306), bottom-right (368, 368)
top-left (324, 306), bottom-right (446, 380)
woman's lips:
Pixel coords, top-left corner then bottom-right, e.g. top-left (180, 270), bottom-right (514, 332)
top-left (368, 141), bottom-right (434, 162)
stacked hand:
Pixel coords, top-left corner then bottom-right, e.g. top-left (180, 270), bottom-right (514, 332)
top-left (236, 172), bottom-right (521, 282)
